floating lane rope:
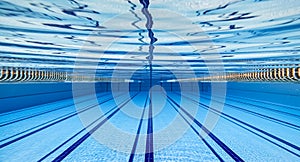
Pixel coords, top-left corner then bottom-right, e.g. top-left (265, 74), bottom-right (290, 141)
top-left (174, 66), bottom-right (300, 82)
top-left (0, 67), bottom-right (127, 82)
top-left (1, 66), bottom-right (299, 82)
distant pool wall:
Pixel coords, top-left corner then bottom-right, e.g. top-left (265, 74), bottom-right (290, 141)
top-left (0, 83), bottom-right (71, 113)
top-left (226, 82), bottom-right (300, 107)
top-left (0, 82), bottom-right (201, 113)
top-left (1, 82), bottom-right (299, 113)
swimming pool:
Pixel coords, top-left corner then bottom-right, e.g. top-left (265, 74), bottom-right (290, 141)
top-left (0, 0), bottom-right (299, 161)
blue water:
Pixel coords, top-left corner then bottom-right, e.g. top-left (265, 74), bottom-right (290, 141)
top-left (0, 83), bottom-right (299, 161)
top-left (0, 0), bottom-right (300, 161)
top-left (0, 0), bottom-right (299, 79)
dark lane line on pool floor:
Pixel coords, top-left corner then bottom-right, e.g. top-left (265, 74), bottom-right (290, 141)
top-left (166, 95), bottom-right (225, 162)
top-left (204, 91), bottom-right (300, 112)
top-left (191, 93), bottom-right (300, 131)
top-left (145, 91), bottom-right (154, 162)
top-left (38, 93), bottom-right (138, 162)
top-left (129, 94), bottom-right (148, 162)
top-left (0, 96), bottom-right (74, 117)
top-left (52, 92), bottom-right (140, 161)
top-left (179, 93), bottom-right (300, 157)
top-left (227, 94), bottom-right (300, 113)
top-left (0, 89), bottom-right (75, 100)
top-left (200, 92), bottom-right (300, 118)
top-left (166, 94), bottom-right (244, 162)
top-left (0, 93), bottom-right (126, 148)
top-left (228, 94), bottom-right (300, 111)
top-left (0, 92), bottom-right (111, 127)
top-left (0, 93), bottom-right (125, 143)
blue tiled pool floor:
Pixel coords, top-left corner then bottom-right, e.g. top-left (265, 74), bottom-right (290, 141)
top-left (0, 92), bottom-right (299, 161)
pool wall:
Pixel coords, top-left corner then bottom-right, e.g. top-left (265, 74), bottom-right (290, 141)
top-left (1, 82), bottom-right (299, 113)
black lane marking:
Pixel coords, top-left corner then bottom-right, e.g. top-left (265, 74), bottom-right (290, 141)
top-left (181, 93), bottom-right (300, 153)
top-left (0, 97), bottom-right (71, 117)
top-left (201, 92), bottom-right (300, 118)
top-left (129, 94), bottom-right (149, 162)
top-left (145, 91), bottom-right (154, 162)
top-left (38, 93), bottom-right (136, 162)
top-left (227, 88), bottom-right (300, 97)
top-left (226, 94), bottom-right (300, 113)
top-left (197, 94), bottom-right (300, 131)
top-left (236, 95), bottom-right (300, 111)
top-left (167, 95), bottom-right (244, 162)
top-left (0, 93), bottom-right (78, 117)
top-left (0, 111), bottom-right (77, 143)
top-left (215, 92), bottom-right (300, 111)
top-left (0, 93), bottom-right (125, 143)
top-left (181, 93), bottom-right (300, 158)
top-left (0, 93), bottom-right (123, 148)
top-left (0, 91), bottom-right (108, 117)
top-left (0, 87), bottom-right (103, 116)
top-left (166, 96), bottom-right (224, 162)
top-left (0, 89), bottom-right (75, 100)
top-left (52, 92), bottom-right (139, 161)
top-left (0, 93), bottom-right (110, 127)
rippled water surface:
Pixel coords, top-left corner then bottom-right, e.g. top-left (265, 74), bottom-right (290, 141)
top-left (0, 1), bottom-right (300, 161)
top-left (0, 0), bottom-right (299, 80)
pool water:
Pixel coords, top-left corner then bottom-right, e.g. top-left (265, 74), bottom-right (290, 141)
top-left (0, 0), bottom-right (300, 161)
top-left (0, 82), bottom-right (299, 161)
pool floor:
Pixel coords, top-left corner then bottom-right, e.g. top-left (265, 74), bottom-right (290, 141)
top-left (0, 91), bottom-right (299, 161)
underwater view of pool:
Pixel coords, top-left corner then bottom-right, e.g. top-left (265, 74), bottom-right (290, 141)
top-left (0, 0), bottom-right (299, 161)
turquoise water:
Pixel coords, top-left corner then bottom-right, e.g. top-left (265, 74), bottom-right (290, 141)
top-left (0, 83), bottom-right (299, 161)
top-left (0, 0), bottom-right (300, 161)
top-left (0, 0), bottom-right (299, 79)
